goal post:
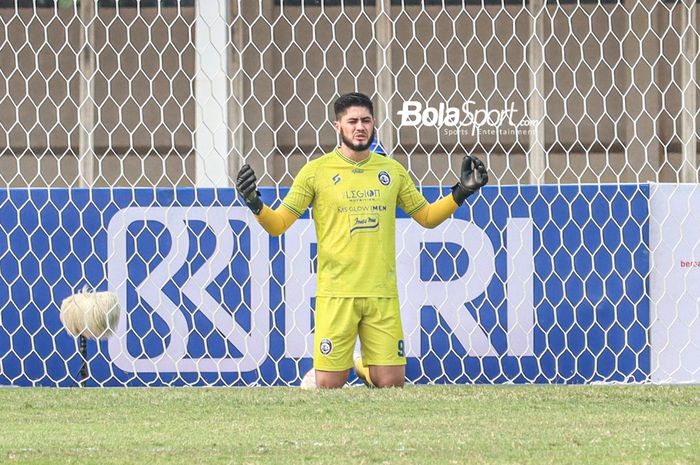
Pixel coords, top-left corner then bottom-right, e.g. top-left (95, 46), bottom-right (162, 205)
top-left (0, 0), bottom-right (698, 386)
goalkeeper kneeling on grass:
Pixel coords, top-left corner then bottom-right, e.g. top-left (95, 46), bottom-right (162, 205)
top-left (236, 92), bottom-right (488, 389)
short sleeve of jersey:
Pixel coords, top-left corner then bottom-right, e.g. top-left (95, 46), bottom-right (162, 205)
top-left (281, 162), bottom-right (316, 217)
top-left (396, 163), bottom-right (427, 215)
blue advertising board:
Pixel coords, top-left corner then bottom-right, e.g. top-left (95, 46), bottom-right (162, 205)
top-left (0, 185), bottom-right (649, 386)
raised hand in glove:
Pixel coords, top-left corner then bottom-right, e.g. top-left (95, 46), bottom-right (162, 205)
top-left (451, 155), bottom-right (488, 206)
top-left (236, 164), bottom-right (264, 215)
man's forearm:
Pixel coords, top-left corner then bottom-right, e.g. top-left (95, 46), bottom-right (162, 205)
top-left (410, 195), bottom-right (459, 229)
top-left (254, 204), bottom-right (299, 236)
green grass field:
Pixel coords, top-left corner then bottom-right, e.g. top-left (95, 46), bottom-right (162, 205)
top-left (0, 385), bottom-right (698, 465)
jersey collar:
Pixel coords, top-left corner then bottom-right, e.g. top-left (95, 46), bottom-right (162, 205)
top-left (334, 148), bottom-right (372, 166)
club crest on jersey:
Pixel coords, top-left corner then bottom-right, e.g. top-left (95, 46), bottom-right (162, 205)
top-left (378, 170), bottom-right (391, 186)
top-left (320, 338), bottom-right (333, 355)
top-left (332, 174), bottom-right (341, 185)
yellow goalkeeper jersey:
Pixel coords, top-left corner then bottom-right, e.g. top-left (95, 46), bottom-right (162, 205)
top-left (281, 149), bottom-right (428, 297)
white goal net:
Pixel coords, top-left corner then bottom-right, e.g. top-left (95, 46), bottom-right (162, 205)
top-left (0, 0), bottom-right (699, 386)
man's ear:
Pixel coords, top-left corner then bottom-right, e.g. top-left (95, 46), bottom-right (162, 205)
top-left (332, 120), bottom-right (341, 133)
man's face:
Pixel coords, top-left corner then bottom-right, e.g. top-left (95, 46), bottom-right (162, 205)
top-left (334, 106), bottom-right (375, 152)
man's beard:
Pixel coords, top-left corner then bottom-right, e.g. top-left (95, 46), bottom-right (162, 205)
top-left (341, 128), bottom-right (375, 152)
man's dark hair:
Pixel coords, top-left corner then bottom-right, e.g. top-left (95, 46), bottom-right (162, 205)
top-left (333, 92), bottom-right (374, 120)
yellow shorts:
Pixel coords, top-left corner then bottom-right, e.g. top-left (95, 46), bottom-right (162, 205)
top-left (313, 296), bottom-right (406, 371)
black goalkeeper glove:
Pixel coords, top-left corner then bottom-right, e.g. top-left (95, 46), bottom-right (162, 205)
top-left (451, 155), bottom-right (489, 206)
top-left (236, 164), bottom-right (264, 215)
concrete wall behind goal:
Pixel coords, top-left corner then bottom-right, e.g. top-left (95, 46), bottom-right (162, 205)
top-left (0, 1), bottom-right (698, 187)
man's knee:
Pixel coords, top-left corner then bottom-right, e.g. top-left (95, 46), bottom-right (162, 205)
top-left (315, 370), bottom-right (349, 389)
top-left (369, 366), bottom-right (405, 388)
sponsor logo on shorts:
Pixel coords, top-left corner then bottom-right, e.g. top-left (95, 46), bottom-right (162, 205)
top-left (349, 214), bottom-right (379, 234)
top-left (378, 170), bottom-right (391, 186)
top-left (320, 338), bottom-right (333, 355)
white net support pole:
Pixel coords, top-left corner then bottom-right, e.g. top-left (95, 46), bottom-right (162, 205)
top-left (194, 0), bottom-right (229, 187)
top-left (527, 0), bottom-right (545, 184)
top-left (625, 0), bottom-right (662, 181)
top-left (228, 0), bottom-right (245, 178)
top-left (681, 0), bottom-right (698, 183)
top-left (78, 0), bottom-right (96, 187)
top-left (375, 0), bottom-right (394, 157)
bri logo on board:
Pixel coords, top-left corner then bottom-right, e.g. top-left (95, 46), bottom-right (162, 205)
top-left (106, 206), bottom-right (536, 373)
